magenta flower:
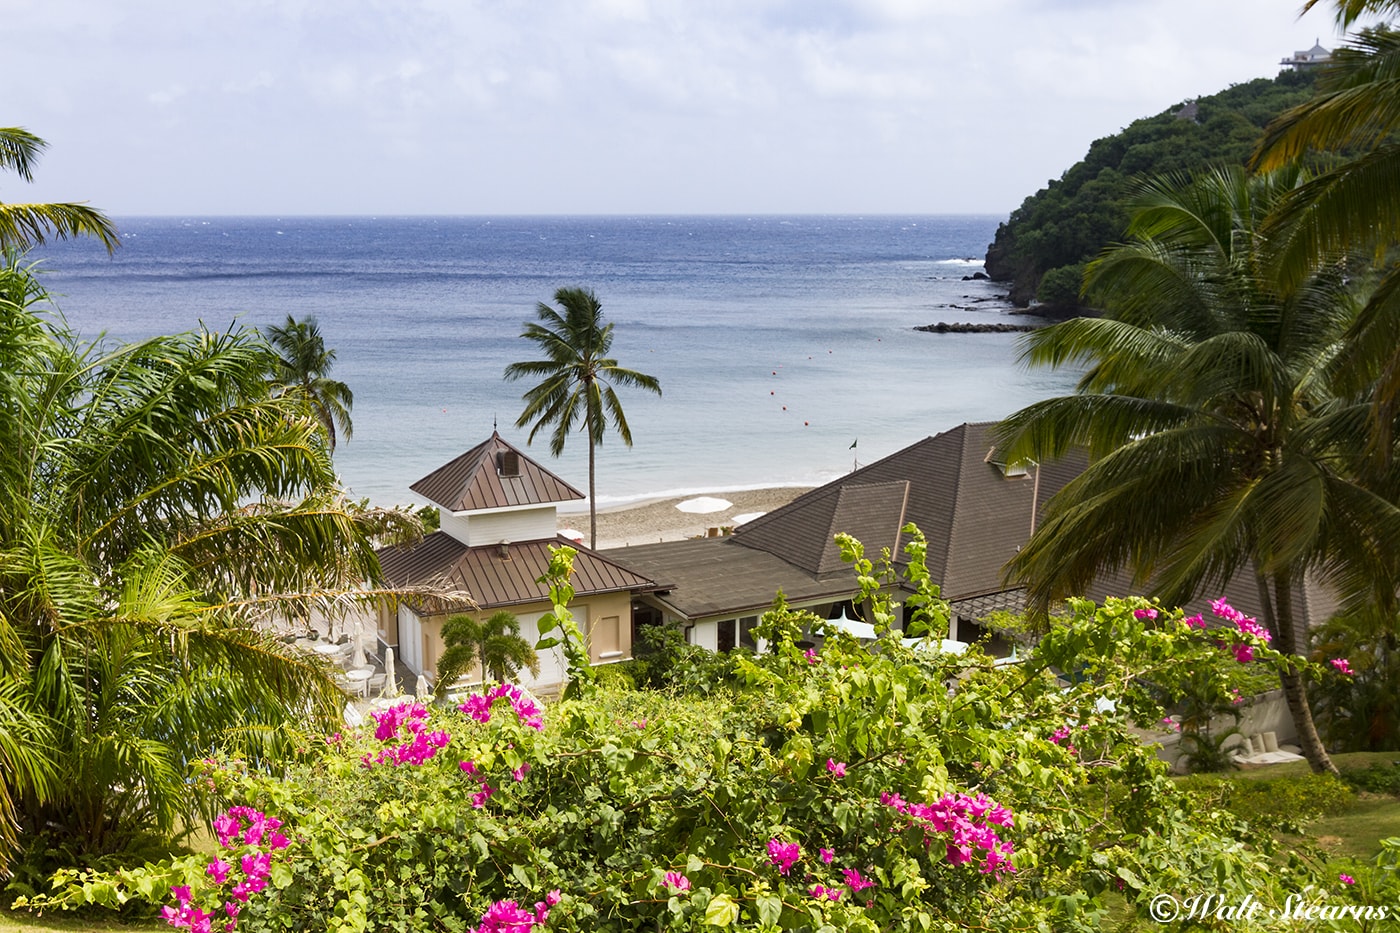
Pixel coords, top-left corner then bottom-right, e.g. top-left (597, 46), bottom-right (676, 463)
top-left (819, 847), bottom-right (835, 864)
top-left (1050, 726), bottom-right (1072, 745)
top-left (471, 783), bottom-right (496, 809)
top-left (1182, 613), bottom-right (1206, 629)
top-left (1132, 608), bottom-right (1157, 620)
top-left (474, 898), bottom-right (549, 933)
top-left (804, 647), bottom-right (819, 664)
top-left (205, 858), bottom-right (230, 884)
top-left (843, 868), bottom-right (875, 893)
top-left (1340, 873), bottom-right (1356, 886)
top-left (809, 884), bottom-right (842, 901)
top-left (826, 758), bottom-right (847, 778)
top-left (766, 838), bottom-right (801, 875)
top-left (512, 763), bottom-right (532, 782)
top-left (664, 871), bottom-right (691, 893)
top-left (171, 885), bottom-right (193, 906)
top-left (1331, 658), bottom-right (1354, 676)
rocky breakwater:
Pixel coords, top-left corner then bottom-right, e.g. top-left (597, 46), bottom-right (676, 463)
top-left (914, 321), bottom-right (1043, 334)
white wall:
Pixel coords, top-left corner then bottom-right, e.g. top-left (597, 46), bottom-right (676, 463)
top-left (439, 506), bottom-right (558, 546)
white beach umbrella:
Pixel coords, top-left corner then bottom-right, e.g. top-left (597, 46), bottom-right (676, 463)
top-left (381, 647), bottom-right (400, 698)
top-left (676, 496), bottom-right (733, 514)
top-left (349, 621), bottom-right (368, 670)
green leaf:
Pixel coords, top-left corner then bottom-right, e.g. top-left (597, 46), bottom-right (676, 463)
top-left (705, 893), bottom-right (739, 927)
top-left (271, 861), bottom-right (295, 889)
top-left (756, 894), bottom-right (782, 926)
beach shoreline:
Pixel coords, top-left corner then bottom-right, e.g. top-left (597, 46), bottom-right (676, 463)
top-left (558, 486), bottom-right (815, 550)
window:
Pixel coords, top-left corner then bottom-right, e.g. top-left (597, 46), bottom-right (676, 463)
top-left (496, 450), bottom-right (520, 476)
top-left (739, 616), bottom-right (758, 650)
top-left (717, 619), bottom-right (736, 653)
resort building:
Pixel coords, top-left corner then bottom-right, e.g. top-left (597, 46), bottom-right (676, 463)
top-left (604, 422), bottom-right (1083, 651)
top-left (373, 432), bottom-right (660, 695)
top-left (605, 421), bottom-right (1335, 655)
top-left (1280, 40), bottom-right (1331, 71)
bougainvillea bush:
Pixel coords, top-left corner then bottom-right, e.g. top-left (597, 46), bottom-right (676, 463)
top-left (20, 534), bottom-right (1359, 931)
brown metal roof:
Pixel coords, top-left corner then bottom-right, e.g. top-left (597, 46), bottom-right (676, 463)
top-left (409, 432), bottom-right (585, 512)
top-left (378, 532), bottom-right (657, 609)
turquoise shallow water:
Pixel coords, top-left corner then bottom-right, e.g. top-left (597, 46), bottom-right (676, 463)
top-left (31, 215), bottom-right (1078, 507)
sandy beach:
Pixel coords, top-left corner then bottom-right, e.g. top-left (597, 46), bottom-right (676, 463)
top-left (558, 487), bottom-right (815, 550)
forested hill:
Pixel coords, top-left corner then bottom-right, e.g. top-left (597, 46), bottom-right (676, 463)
top-left (984, 69), bottom-right (1319, 312)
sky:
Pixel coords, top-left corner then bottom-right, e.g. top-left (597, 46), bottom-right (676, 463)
top-left (8, 0), bottom-right (1348, 216)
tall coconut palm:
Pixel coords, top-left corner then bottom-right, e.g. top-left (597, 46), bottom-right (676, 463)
top-left (996, 166), bottom-right (1400, 776)
top-left (504, 287), bottom-right (661, 549)
top-left (0, 127), bottom-right (119, 252)
top-left (0, 261), bottom-right (382, 873)
top-left (1254, 19), bottom-right (1400, 460)
top-left (264, 314), bottom-right (354, 452)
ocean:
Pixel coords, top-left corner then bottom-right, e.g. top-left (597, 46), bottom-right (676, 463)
top-left (29, 215), bottom-right (1078, 509)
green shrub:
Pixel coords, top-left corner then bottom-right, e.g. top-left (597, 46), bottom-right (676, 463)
top-left (1183, 773), bottom-right (1355, 831)
top-left (1341, 762), bottom-right (1400, 796)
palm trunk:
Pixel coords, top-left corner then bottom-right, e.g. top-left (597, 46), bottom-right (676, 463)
top-left (588, 437), bottom-right (597, 551)
top-left (1255, 570), bottom-right (1337, 775)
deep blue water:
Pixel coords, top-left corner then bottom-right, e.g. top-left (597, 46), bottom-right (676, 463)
top-left (30, 215), bottom-right (1076, 507)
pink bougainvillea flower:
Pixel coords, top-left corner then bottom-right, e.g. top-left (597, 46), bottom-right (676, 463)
top-left (804, 648), bottom-right (819, 664)
top-left (632, 719), bottom-right (648, 729)
top-left (663, 871), bottom-right (691, 893)
top-left (819, 847), bottom-right (835, 864)
top-left (843, 868), bottom-right (875, 893)
top-left (1132, 608), bottom-right (1157, 620)
top-left (1182, 614), bottom-right (1206, 629)
top-left (1331, 658), bottom-right (1354, 676)
top-left (512, 763), bottom-right (531, 782)
top-left (471, 784), bottom-right (496, 809)
top-left (205, 858), bottom-right (230, 884)
top-left (1050, 726), bottom-right (1072, 745)
top-left (766, 839), bottom-right (800, 875)
top-left (1340, 873), bottom-right (1355, 886)
top-left (809, 884), bottom-right (842, 901)
top-left (475, 898), bottom-right (550, 933)
top-left (826, 758), bottom-right (847, 778)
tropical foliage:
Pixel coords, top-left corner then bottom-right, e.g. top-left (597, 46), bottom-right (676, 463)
top-left (0, 127), bottom-right (119, 254)
top-left (264, 314), bottom-right (354, 452)
top-left (504, 287), bottom-right (661, 549)
top-left (21, 532), bottom-right (1383, 932)
top-left (995, 165), bottom-right (1400, 775)
top-left (0, 262), bottom-right (381, 884)
top-left (436, 610), bottom-right (540, 695)
top-left (986, 70), bottom-right (1320, 310)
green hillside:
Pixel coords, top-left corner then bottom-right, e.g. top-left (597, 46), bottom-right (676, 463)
top-left (985, 69), bottom-right (1320, 312)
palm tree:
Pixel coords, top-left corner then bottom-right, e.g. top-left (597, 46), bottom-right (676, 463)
top-left (996, 166), bottom-right (1400, 775)
top-left (0, 260), bottom-right (382, 872)
top-left (1254, 20), bottom-right (1400, 461)
top-left (504, 287), bottom-right (661, 549)
top-left (0, 127), bottom-right (119, 252)
top-left (436, 610), bottom-right (539, 694)
top-left (264, 314), bottom-right (354, 451)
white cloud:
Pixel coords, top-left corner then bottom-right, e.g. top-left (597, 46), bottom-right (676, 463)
top-left (10, 0), bottom-right (1342, 214)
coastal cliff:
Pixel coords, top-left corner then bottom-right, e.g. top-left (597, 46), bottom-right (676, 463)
top-left (985, 69), bottom-right (1319, 312)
